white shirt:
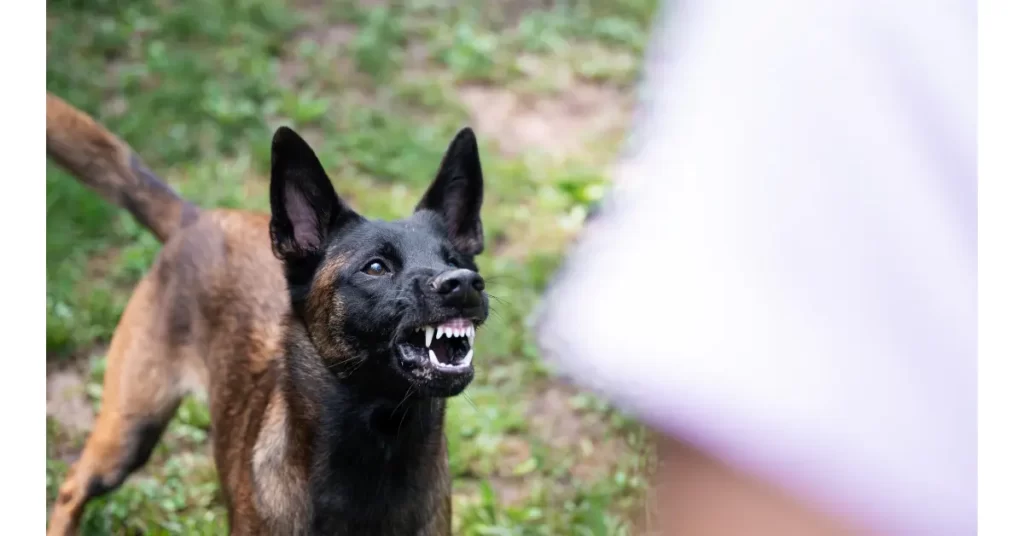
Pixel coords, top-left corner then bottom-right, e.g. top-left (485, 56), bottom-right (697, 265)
top-left (534, 2), bottom-right (976, 535)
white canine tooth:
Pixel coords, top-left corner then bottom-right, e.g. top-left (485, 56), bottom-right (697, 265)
top-left (429, 348), bottom-right (439, 365)
top-left (469, 326), bottom-right (475, 344)
top-left (425, 326), bottom-right (435, 348)
top-left (461, 348), bottom-right (474, 366)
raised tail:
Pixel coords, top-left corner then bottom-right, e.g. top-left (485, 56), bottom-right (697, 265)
top-left (46, 93), bottom-right (199, 243)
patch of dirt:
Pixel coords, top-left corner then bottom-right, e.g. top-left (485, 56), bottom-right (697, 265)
top-left (490, 436), bottom-right (535, 505)
top-left (528, 381), bottom-right (630, 482)
top-left (538, 381), bottom-right (662, 534)
top-left (487, 0), bottom-right (560, 28)
top-left (458, 82), bottom-right (632, 161)
top-left (46, 362), bottom-right (95, 435)
top-left (529, 382), bottom-right (660, 534)
top-left (475, 379), bottom-right (639, 510)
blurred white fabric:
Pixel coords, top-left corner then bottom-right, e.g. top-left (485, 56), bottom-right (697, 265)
top-left (534, 1), bottom-right (976, 535)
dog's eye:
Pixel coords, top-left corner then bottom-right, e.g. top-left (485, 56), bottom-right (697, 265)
top-left (362, 261), bottom-right (390, 276)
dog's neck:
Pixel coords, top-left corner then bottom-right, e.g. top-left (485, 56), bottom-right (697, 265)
top-left (273, 320), bottom-right (450, 534)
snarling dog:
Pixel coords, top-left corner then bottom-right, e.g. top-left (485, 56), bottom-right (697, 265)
top-left (45, 93), bottom-right (489, 535)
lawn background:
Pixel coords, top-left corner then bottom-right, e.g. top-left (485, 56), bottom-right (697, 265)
top-left (46, 1), bottom-right (659, 533)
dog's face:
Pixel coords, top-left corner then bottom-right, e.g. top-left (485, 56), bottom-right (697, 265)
top-left (268, 127), bottom-right (488, 398)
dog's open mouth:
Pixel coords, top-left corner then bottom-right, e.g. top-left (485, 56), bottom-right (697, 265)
top-left (398, 318), bottom-right (475, 372)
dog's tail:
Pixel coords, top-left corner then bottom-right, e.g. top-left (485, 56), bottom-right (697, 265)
top-left (46, 93), bottom-right (199, 243)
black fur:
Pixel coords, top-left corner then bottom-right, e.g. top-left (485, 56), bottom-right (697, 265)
top-left (287, 356), bottom-right (449, 535)
top-left (269, 126), bottom-right (489, 533)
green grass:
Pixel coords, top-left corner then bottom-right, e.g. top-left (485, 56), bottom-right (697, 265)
top-left (46, 0), bottom-right (657, 533)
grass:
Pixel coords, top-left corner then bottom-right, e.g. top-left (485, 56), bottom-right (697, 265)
top-left (46, 0), bottom-right (658, 533)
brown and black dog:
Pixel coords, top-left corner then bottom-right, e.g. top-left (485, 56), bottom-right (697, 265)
top-left (45, 93), bottom-right (489, 535)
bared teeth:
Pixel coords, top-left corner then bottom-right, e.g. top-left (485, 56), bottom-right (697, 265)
top-left (419, 320), bottom-right (476, 349)
top-left (416, 319), bottom-right (477, 369)
top-left (428, 347), bottom-right (473, 369)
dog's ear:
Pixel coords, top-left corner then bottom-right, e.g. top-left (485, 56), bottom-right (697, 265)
top-left (415, 128), bottom-right (485, 256)
top-left (269, 127), bottom-right (359, 263)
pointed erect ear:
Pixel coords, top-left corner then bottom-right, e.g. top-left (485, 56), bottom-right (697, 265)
top-left (269, 127), bottom-right (358, 263)
top-left (415, 128), bottom-right (485, 256)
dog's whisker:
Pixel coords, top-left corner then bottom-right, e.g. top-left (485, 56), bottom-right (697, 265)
top-left (391, 386), bottom-right (416, 419)
top-left (329, 357), bottom-right (369, 379)
top-left (343, 363), bottom-right (366, 378)
top-left (327, 358), bottom-right (359, 371)
top-left (460, 392), bottom-right (479, 414)
top-left (479, 274), bottom-right (526, 284)
top-left (480, 309), bottom-right (508, 323)
top-left (395, 402), bottom-right (413, 437)
top-left (478, 282), bottom-right (521, 291)
top-left (484, 295), bottom-right (511, 308)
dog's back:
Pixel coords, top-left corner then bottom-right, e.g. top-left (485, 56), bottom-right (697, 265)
top-left (46, 93), bottom-right (288, 367)
top-left (45, 93), bottom-right (289, 377)
top-left (47, 93), bottom-right (294, 534)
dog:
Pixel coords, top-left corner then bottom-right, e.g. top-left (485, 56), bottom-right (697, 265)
top-left (45, 92), bottom-right (489, 535)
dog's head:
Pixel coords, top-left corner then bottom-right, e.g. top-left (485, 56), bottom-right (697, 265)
top-left (269, 127), bottom-right (488, 398)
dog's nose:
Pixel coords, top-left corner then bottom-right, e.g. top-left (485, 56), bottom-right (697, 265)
top-left (432, 269), bottom-right (485, 307)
